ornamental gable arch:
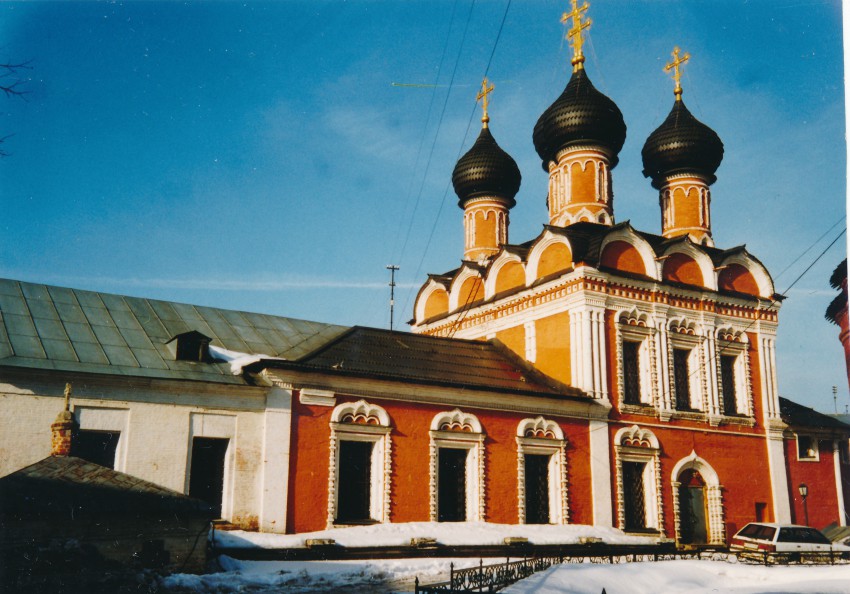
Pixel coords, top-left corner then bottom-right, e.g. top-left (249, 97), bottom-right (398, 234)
top-left (485, 251), bottom-right (526, 298)
top-left (599, 227), bottom-right (659, 280)
top-left (415, 280), bottom-right (450, 324)
top-left (449, 267), bottom-right (485, 312)
top-left (517, 416), bottom-right (565, 440)
top-left (527, 232), bottom-right (573, 283)
top-left (718, 253), bottom-right (774, 298)
top-left (661, 243), bottom-right (717, 291)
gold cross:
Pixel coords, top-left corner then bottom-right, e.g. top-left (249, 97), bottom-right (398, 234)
top-left (665, 46), bottom-right (690, 101)
top-left (476, 77), bottom-right (494, 127)
top-left (561, 0), bottom-right (591, 71)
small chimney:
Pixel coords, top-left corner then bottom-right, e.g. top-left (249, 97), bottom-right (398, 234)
top-left (51, 382), bottom-right (77, 457)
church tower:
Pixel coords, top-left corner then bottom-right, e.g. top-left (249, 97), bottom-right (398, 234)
top-left (532, 0), bottom-right (626, 227)
top-left (641, 48), bottom-right (724, 246)
top-left (452, 79), bottom-right (521, 262)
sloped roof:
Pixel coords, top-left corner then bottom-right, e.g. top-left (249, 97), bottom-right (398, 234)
top-left (0, 455), bottom-right (213, 516)
top-left (0, 278), bottom-right (349, 384)
top-left (267, 326), bottom-right (586, 399)
top-left (779, 397), bottom-right (850, 433)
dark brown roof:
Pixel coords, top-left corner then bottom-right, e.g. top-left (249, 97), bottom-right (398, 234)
top-left (779, 397), bottom-right (850, 434)
top-left (0, 455), bottom-right (214, 517)
top-left (261, 326), bottom-right (586, 399)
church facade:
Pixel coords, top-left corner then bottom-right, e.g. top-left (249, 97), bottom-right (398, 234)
top-left (1, 5), bottom-right (848, 548)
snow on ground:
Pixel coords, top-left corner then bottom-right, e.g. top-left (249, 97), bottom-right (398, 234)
top-left (213, 521), bottom-right (659, 549)
top-left (162, 555), bottom-right (499, 593)
top-left (501, 560), bottom-right (850, 594)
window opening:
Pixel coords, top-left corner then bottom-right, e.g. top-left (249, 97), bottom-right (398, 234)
top-left (622, 341), bottom-right (642, 405)
top-left (524, 454), bottom-right (551, 524)
top-left (622, 461), bottom-right (647, 530)
top-left (336, 441), bottom-right (374, 523)
top-left (673, 349), bottom-right (692, 411)
top-left (438, 448), bottom-right (468, 522)
top-left (189, 437), bottom-right (229, 517)
top-left (720, 355), bottom-right (738, 415)
top-left (797, 435), bottom-right (817, 460)
top-left (71, 430), bottom-right (120, 469)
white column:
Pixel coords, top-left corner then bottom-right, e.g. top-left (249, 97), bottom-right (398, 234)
top-left (705, 332), bottom-right (720, 417)
top-left (766, 432), bottom-right (792, 523)
top-left (525, 321), bottom-right (537, 363)
top-left (834, 439), bottom-right (847, 526)
top-left (582, 310), bottom-right (594, 397)
top-left (260, 387), bottom-right (292, 533)
top-left (656, 321), bottom-right (673, 414)
top-left (596, 309), bottom-right (609, 402)
top-left (589, 420), bottom-right (613, 526)
top-left (569, 312), bottom-right (579, 388)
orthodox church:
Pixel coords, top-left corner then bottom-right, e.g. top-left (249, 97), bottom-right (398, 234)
top-left (1, 3), bottom-right (848, 550)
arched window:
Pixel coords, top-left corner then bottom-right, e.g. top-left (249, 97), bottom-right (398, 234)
top-left (327, 400), bottom-right (392, 527)
top-left (516, 417), bottom-right (568, 525)
top-left (429, 410), bottom-right (485, 522)
top-left (614, 425), bottom-right (664, 535)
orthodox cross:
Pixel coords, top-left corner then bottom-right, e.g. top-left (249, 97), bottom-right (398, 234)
top-left (561, 0), bottom-right (591, 71)
top-left (63, 382), bottom-right (72, 411)
top-left (477, 77), bottom-right (494, 127)
top-left (665, 46), bottom-right (690, 101)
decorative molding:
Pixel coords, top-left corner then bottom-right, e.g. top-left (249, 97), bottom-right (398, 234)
top-left (300, 388), bottom-right (336, 407)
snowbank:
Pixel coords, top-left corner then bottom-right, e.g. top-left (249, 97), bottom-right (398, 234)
top-left (501, 559), bottom-right (850, 594)
top-left (213, 521), bottom-right (659, 549)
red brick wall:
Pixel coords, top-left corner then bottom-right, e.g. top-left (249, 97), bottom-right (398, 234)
top-left (287, 393), bottom-right (593, 533)
top-left (784, 439), bottom-right (841, 529)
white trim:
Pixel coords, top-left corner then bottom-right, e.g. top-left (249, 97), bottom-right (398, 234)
top-left (414, 279), bottom-right (451, 324)
top-left (299, 388), bottom-right (336, 407)
top-left (485, 251), bottom-right (526, 299)
top-left (429, 409), bottom-right (485, 522)
top-left (670, 452), bottom-right (725, 545)
top-left (613, 425), bottom-right (664, 535)
top-left (526, 231), bottom-right (573, 284)
top-left (589, 420), bottom-right (612, 526)
top-left (327, 400), bottom-right (392, 528)
top-left (448, 267), bottom-right (485, 312)
top-left (834, 439), bottom-right (847, 526)
top-left (795, 434), bottom-right (820, 462)
top-left (260, 387), bottom-right (292, 532)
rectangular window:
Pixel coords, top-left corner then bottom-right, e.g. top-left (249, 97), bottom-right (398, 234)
top-left (673, 349), bottom-right (692, 411)
top-left (189, 437), bottom-right (229, 517)
top-left (337, 440), bottom-right (374, 523)
top-left (71, 430), bottom-right (120, 469)
top-left (720, 355), bottom-right (738, 416)
top-left (438, 448), bottom-right (468, 522)
top-left (622, 341), bottom-right (642, 405)
top-left (524, 454), bottom-right (551, 524)
top-left (797, 435), bottom-right (817, 460)
top-left (622, 461), bottom-right (647, 531)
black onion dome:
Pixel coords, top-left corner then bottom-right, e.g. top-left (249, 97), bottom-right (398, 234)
top-left (532, 69), bottom-right (627, 170)
top-left (641, 99), bottom-right (724, 187)
top-left (452, 126), bottom-right (521, 208)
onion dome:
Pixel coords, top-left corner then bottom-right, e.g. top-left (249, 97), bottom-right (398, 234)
top-left (452, 126), bottom-right (521, 208)
top-left (532, 69), bottom-right (627, 170)
top-left (641, 99), bottom-right (724, 187)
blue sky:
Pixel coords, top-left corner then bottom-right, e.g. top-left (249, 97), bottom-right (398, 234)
top-left (0, 1), bottom-right (846, 413)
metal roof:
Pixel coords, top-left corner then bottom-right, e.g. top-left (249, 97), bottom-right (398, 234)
top-left (779, 397), bottom-right (850, 433)
top-left (0, 278), bottom-right (349, 385)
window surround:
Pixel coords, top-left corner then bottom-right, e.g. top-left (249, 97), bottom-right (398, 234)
top-left (671, 452), bottom-right (726, 545)
top-left (616, 310), bottom-right (656, 414)
top-left (516, 417), bottom-right (569, 525)
top-left (666, 320), bottom-right (706, 417)
top-left (614, 425), bottom-right (664, 535)
top-left (795, 435), bottom-right (819, 462)
top-left (429, 409), bottom-right (485, 522)
top-left (713, 328), bottom-right (754, 423)
top-left (327, 400), bottom-right (392, 528)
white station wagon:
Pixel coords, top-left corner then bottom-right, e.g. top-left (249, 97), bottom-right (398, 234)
top-left (730, 522), bottom-right (850, 561)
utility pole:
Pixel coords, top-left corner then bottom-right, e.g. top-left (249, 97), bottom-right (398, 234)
top-left (834, 385), bottom-right (838, 414)
top-left (386, 265), bottom-right (399, 331)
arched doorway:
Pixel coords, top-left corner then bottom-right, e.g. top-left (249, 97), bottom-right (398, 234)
top-left (671, 452), bottom-right (725, 545)
top-left (677, 469), bottom-right (708, 544)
